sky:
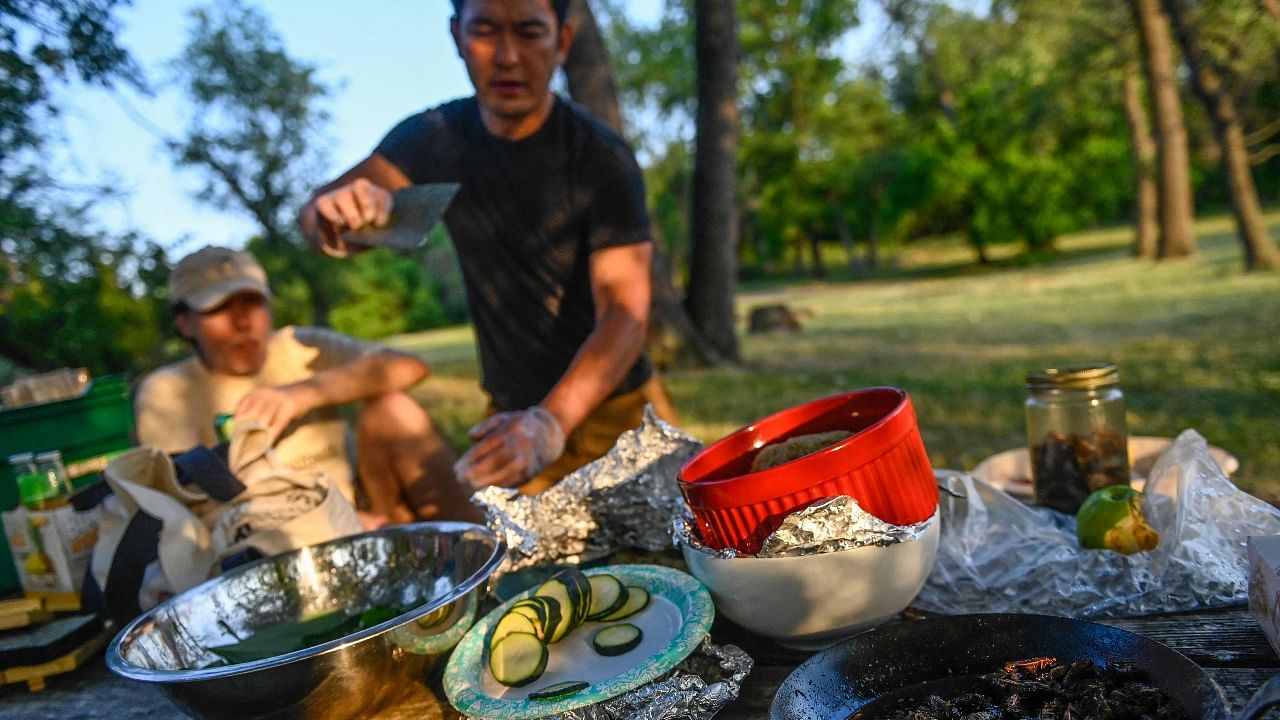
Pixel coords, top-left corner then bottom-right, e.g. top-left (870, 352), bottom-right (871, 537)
top-left (52, 0), bottom-right (665, 257)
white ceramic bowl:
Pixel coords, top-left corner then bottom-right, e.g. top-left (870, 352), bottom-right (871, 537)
top-left (681, 516), bottom-right (939, 650)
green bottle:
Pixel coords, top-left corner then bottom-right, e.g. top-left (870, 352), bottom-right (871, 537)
top-left (214, 412), bottom-right (236, 443)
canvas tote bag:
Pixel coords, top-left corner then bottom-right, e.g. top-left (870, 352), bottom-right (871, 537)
top-left (90, 419), bottom-right (362, 624)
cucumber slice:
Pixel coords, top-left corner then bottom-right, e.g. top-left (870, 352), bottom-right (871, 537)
top-left (598, 586), bottom-right (649, 622)
top-left (528, 680), bottom-right (590, 701)
top-left (489, 631), bottom-right (548, 687)
top-left (591, 623), bottom-right (642, 656)
top-left (535, 570), bottom-right (589, 639)
top-left (563, 568), bottom-right (593, 625)
top-left (507, 605), bottom-right (545, 639)
top-left (585, 574), bottom-right (627, 621)
top-left (489, 610), bottom-right (539, 647)
top-left (541, 596), bottom-right (574, 644)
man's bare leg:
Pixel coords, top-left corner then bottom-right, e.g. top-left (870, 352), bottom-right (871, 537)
top-left (355, 392), bottom-right (483, 524)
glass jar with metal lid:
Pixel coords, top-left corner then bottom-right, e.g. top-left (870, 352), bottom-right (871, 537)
top-left (1025, 363), bottom-right (1131, 514)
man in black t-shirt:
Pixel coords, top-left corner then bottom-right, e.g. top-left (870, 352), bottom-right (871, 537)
top-left (298, 0), bottom-right (674, 502)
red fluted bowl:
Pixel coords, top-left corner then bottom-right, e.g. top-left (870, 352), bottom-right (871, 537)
top-left (678, 388), bottom-right (937, 554)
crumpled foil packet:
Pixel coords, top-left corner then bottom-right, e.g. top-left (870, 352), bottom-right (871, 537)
top-left (757, 495), bottom-right (934, 557)
top-left (473, 406), bottom-right (703, 574)
top-left (672, 495), bottom-right (931, 558)
top-left (914, 429), bottom-right (1280, 618)
top-left (461, 639), bottom-right (752, 720)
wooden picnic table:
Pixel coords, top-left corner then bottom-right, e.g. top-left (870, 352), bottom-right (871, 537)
top-left (3, 558), bottom-right (1276, 719)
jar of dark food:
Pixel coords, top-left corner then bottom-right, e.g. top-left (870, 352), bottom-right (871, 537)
top-left (1025, 364), bottom-right (1130, 514)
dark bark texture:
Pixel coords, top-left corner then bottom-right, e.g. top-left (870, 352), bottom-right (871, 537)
top-left (1129, 0), bottom-right (1198, 259)
top-left (686, 0), bottom-right (741, 363)
top-left (1163, 0), bottom-right (1280, 270)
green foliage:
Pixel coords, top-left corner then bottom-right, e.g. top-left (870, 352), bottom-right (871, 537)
top-left (607, 0), bottom-right (1266, 276)
top-left (0, 199), bottom-right (168, 374)
top-left (330, 250), bottom-right (451, 339)
top-left (169, 0), bottom-right (330, 231)
top-left (0, 1), bottom-right (167, 375)
top-left (888, 3), bottom-right (1134, 254)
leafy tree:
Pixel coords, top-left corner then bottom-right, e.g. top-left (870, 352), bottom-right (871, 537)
top-left (737, 0), bottom-right (861, 275)
top-left (169, 0), bottom-right (349, 325)
top-left (0, 0), bottom-right (170, 377)
top-left (888, 3), bottom-right (1131, 256)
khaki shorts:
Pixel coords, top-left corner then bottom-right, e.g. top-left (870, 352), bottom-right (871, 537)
top-left (505, 375), bottom-right (678, 495)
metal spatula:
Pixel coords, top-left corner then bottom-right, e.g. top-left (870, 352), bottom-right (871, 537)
top-left (339, 183), bottom-right (460, 252)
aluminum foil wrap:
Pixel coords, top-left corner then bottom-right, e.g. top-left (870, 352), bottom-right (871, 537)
top-left (473, 407), bottom-right (703, 574)
top-left (757, 495), bottom-right (933, 557)
top-left (915, 429), bottom-right (1280, 618)
top-left (671, 496), bottom-right (930, 559)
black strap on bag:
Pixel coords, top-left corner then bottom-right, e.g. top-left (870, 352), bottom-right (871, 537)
top-left (172, 445), bottom-right (245, 501)
top-left (99, 510), bottom-right (164, 627)
top-left (86, 446), bottom-right (246, 625)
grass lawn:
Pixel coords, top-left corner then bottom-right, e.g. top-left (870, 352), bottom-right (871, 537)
top-left (389, 212), bottom-right (1280, 503)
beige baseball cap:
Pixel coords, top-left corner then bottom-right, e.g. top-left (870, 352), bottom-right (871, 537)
top-left (169, 246), bottom-right (273, 312)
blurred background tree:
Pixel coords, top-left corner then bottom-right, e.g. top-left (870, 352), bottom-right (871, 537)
top-left (169, 0), bottom-right (468, 334)
top-left (0, 0), bottom-right (171, 379)
top-left (169, 0), bottom-right (347, 326)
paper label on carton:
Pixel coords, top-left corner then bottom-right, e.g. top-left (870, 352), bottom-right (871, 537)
top-left (2, 505), bottom-right (98, 595)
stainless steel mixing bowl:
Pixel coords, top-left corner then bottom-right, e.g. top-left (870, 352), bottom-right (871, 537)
top-left (106, 521), bottom-right (504, 719)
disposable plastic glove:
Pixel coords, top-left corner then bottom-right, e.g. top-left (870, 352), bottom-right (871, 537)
top-left (453, 405), bottom-right (566, 489)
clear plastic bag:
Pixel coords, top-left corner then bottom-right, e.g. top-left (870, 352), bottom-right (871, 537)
top-left (914, 429), bottom-right (1280, 617)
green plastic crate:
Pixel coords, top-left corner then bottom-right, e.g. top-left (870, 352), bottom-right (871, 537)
top-left (0, 374), bottom-right (135, 593)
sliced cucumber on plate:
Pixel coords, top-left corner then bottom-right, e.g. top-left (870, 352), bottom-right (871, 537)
top-left (486, 570), bottom-right (651, 687)
top-left (591, 623), bottom-right (643, 656)
top-left (585, 573), bottom-right (628, 621)
top-left (598, 586), bottom-right (649, 622)
top-left (528, 680), bottom-right (591, 701)
top-left (488, 631), bottom-right (548, 687)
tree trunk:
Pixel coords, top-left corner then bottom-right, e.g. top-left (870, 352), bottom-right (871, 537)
top-left (1129, 0), bottom-right (1197, 259)
top-left (807, 232), bottom-right (826, 278)
top-left (686, 0), bottom-right (741, 362)
top-left (1122, 64), bottom-right (1160, 259)
top-left (1164, 0), bottom-right (1280, 270)
top-left (562, 0), bottom-right (719, 364)
top-left (647, 235), bottom-right (723, 367)
top-left (564, 0), bottom-right (624, 132)
top-left (836, 214), bottom-right (858, 273)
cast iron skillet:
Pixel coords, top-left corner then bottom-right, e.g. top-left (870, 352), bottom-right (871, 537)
top-left (770, 613), bottom-right (1280, 720)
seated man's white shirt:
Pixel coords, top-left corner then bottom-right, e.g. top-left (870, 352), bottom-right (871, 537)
top-left (134, 326), bottom-right (377, 502)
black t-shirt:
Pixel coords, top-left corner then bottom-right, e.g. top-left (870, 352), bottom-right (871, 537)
top-left (374, 95), bottom-right (653, 411)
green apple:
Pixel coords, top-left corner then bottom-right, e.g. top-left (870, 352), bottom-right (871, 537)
top-left (1076, 485), bottom-right (1160, 554)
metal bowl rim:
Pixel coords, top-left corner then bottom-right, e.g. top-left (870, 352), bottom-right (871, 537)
top-left (104, 520), bottom-right (505, 683)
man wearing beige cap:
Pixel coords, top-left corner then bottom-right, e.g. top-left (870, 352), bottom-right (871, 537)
top-left (133, 246), bottom-right (480, 525)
